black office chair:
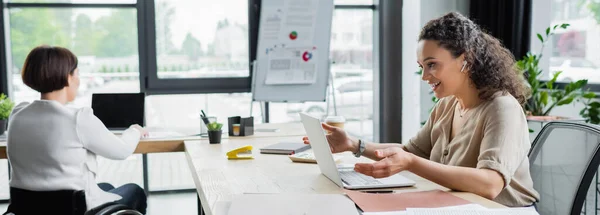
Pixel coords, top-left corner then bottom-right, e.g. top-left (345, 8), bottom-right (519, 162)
top-left (529, 121), bottom-right (600, 215)
top-left (3, 187), bottom-right (143, 215)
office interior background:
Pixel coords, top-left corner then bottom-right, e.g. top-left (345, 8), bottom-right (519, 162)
top-left (0, 0), bottom-right (598, 214)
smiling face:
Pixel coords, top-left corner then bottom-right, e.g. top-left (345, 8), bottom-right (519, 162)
top-left (417, 40), bottom-right (469, 99)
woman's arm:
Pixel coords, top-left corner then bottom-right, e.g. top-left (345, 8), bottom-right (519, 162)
top-left (409, 154), bottom-right (505, 199)
top-left (76, 108), bottom-right (141, 160)
top-left (354, 147), bottom-right (505, 200)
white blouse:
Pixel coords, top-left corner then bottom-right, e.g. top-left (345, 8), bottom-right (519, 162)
top-left (7, 100), bottom-right (140, 209)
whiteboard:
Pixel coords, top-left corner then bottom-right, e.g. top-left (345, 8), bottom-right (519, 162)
top-left (252, 0), bottom-right (334, 102)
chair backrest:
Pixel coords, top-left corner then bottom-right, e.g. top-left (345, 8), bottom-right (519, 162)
top-left (5, 187), bottom-right (87, 215)
top-left (529, 121), bottom-right (600, 215)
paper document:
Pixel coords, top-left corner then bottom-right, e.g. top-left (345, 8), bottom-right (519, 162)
top-left (227, 194), bottom-right (359, 215)
top-left (260, 6), bottom-right (283, 41)
top-left (279, 0), bottom-right (318, 44)
top-left (264, 47), bottom-right (318, 85)
top-left (363, 204), bottom-right (487, 215)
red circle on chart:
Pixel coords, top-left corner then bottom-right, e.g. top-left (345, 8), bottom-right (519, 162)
top-left (302, 51), bottom-right (312, 62)
top-left (289, 31), bottom-right (298, 40)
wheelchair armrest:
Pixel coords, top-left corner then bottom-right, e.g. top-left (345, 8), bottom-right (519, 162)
top-left (86, 203), bottom-right (142, 215)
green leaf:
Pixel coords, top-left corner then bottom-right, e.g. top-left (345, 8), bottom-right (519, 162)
top-left (560, 23), bottom-right (570, 29)
top-left (584, 92), bottom-right (596, 99)
top-left (553, 24), bottom-right (559, 29)
top-left (529, 128), bottom-right (534, 133)
top-left (541, 91), bottom-right (549, 106)
top-left (591, 102), bottom-right (600, 108)
top-left (0, 94), bottom-right (14, 120)
top-left (546, 27), bottom-right (550, 36)
top-left (557, 96), bottom-right (575, 106)
top-left (537, 33), bottom-right (544, 43)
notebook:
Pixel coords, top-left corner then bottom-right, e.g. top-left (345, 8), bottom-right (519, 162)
top-left (289, 151), bottom-right (343, 163)
top-left (260, 142), bottom-right (311, 155)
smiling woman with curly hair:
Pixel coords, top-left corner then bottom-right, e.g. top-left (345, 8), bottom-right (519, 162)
top-left (303, 12), bottom-right (539, 209)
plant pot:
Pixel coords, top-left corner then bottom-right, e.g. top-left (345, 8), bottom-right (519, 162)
top-left (526, 115), bottom-right (586, 143)
top-left (0, 119), bottom-right (6, 135)
top-left (208, 130), bottom-right (222, 144)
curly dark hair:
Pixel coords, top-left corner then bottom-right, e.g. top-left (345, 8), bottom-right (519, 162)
top-left (418, 12), bottom-right (529, 104)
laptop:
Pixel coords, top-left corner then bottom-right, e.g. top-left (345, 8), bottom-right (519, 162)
top-left (92, 93), bottom-right (145, 132)
top-left (299, 113), bottom-right (416, 189)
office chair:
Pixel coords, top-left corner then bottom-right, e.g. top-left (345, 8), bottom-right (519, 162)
top-left (529, 121), bottom-right (600, 215)
top-left (3, 187), bottom-right (143, 215)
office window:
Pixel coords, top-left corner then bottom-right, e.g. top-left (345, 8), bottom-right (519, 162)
top-left (154, 0), bottom-right (249, 79)
top-left (279, 9), bottom-right (374, 140)
top-left (8, 8), bottom-right (140, 105)
top-left (4, 0), bottom-right (135, 3)
top-left (541, 0), bottom-right (600, 84)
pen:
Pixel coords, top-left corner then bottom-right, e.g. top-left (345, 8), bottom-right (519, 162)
top-left (200, 110), bottom-right (210, 125)
top-left (361, 190), bottom-right (394, 194)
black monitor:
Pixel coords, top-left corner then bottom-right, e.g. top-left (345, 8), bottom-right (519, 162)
top-left (91, 93), bottom-right (145, 130)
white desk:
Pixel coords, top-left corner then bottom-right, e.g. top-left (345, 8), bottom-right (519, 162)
top-left (184, 136), bottom-right (506, 215)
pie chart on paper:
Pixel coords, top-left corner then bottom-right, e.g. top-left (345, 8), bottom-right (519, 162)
top-left (289, 31), bottom-right (298, 40)
top-left (302, 51), bottom-right (313, 62)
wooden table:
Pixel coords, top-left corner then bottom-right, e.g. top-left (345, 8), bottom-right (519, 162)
top-left (184, 136), bottom-right (506, 215)
top-left (0, 123), bottom-right (306, 194)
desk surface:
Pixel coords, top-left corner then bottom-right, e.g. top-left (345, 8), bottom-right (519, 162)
top-left (184, 136), bottom-right (506, 215)
top-left (0, 123), bottom-right (306, 159)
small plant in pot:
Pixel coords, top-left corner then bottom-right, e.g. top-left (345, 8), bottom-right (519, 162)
top-left (0, 94), bottom-right (15, 135)
top-left (207, 122), bottom-right (223, 144)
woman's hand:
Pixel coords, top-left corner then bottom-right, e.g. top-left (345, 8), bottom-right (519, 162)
top-left (302, 123), bottom-right (356, 153)
top-left (131, 124), bottom-right (149, 138)
top-left (354, 147), bottom-right (415, 178)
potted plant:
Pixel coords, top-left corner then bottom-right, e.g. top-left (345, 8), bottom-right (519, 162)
top-left (0, 94), bottom-right (15, 135)
top-left (207, 122), bottom-right (223, 144)
top-left (516, 23), bottom-right (600, 140)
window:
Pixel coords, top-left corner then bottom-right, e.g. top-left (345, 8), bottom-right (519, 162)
top-left (541, 0), bottom-right (600, 84)
top-left (278, 8), bottom-right (374, 140)
top-left (145, 0), bottom-right (252, 94)
top-left (154, 0), bottom-right (249, 80)
top-left (8, 8), bottom-right (140, 105)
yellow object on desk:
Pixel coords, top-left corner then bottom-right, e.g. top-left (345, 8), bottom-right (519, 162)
top-left (226, 145), bottom-right (254, 160)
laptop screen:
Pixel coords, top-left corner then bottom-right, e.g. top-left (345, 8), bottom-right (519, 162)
top-left (91, 93), bottom-right (145, 129)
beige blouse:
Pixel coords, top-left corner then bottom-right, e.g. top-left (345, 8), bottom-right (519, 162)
top-left (404, 92), bottom-right (540, 207)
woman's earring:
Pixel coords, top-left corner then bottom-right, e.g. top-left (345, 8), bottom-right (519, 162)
top-left (460, 61), bottom-right (467, 73)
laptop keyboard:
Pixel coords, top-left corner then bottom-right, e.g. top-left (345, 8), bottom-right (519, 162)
top-left (339, 170), bottom-right (382, 186)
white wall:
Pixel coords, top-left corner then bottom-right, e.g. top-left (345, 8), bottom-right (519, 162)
top-left (402, 0), bottom-right (470, 143)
